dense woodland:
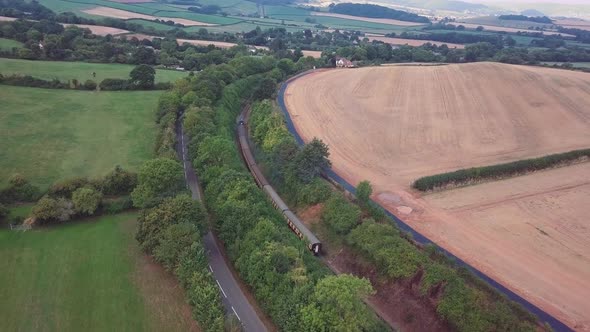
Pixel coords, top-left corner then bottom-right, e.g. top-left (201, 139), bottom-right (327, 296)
top-left (498, 15), bottom-right (553, 24)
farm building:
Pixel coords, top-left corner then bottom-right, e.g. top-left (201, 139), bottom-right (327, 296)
top-left (335, 56), bottom-right (354, 68)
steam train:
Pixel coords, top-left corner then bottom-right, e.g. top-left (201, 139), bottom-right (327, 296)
top-left (237, 118), bottom-right (322, 255)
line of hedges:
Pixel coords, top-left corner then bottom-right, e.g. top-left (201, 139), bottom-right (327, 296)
top-left (413, 148), bottom-right (590, 191)
top-left (0, 74), bottom-right (172, 91)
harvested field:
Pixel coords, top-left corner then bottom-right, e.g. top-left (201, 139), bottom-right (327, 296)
top-left (455, 22), bottom-right (574, 36)
top-left (0, 15), bottom-right (16, 21)
top-left (122, 34), bottom-right (270, 50)
top-left (301, 50), bottom-right (322, 58)
top-left (83, 7), bottom-right (216, 26)
top-left (311, 12), bottom-right (425, 27)
top-left (284, 63), bottom-right (590, 330)
top-left (555, 18), bottom-right (590, 31)
top-left (368, 35), bottom-right (464, 48)
top-left (63, 23), bottom-right (128, 35)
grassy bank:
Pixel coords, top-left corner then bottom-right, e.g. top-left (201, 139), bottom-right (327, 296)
top-left (0, 86), bottom-right (158, 188)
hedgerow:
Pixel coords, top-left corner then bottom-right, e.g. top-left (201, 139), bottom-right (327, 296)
top-left (413, 148), bottom-right (590, 191)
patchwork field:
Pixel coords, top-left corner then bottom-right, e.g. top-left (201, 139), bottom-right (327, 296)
top-left (284, 63), bottom-right (590, 330)
top-left (83, 6), bottom-right (216, 26)
top-left (367, 35), bottom-right (464, 48)
top-left (311, 12), bottom-right (425, 27)
top-left (0, 212), bottom-right (199, 332)
top-left (0, 58), bottom-right (187, 83)
top-left (0, 86), bottom-right (158, 188)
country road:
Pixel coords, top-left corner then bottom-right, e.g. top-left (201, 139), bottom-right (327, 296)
top-left (175, 115), bottom-right (267, 332)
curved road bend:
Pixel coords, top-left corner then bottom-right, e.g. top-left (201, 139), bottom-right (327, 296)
top-left (175, 116), bottom-right (267, 332)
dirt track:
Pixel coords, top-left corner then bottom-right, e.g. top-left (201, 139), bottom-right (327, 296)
top-left (284, 63), bottom-right (590, 330)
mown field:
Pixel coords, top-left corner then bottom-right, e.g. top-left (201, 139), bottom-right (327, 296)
top-left (0, 37), bottom-right (23, 50)
top-left (0, 85), bottom-right (157, 189)
top-left (0, 212), bottom-right (199, 332)
top-left (0, 58), bottom-right (186, 83)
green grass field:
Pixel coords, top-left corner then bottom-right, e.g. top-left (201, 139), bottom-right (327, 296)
top-left (0, 38), bottom-right (23, 50)
top-left (0, 85), bottom-right (158, 189)
top-left (0, 58), bottom-right (186, 83)
top-left (0, 212), bottom-right (198, 332)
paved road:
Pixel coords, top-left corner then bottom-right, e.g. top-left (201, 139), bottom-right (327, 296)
top-left (175, 116), bottom-right (267, 332)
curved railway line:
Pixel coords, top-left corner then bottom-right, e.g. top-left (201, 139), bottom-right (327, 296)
top-left (237, 107), bottom-right (321, 255)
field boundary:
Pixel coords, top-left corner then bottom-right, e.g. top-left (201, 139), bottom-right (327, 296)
top-left (276, 69), bottom-right (572, 332)
top-left (413, 149), bottom-right (590, 192)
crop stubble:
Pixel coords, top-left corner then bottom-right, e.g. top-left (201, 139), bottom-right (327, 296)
top-left (284, 63), bottom-right (590, 330)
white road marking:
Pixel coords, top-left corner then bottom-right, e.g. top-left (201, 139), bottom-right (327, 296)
top-left (216, 280), bottom-right (227, 298)
top-left (208, 265), bottom-right (213, 272)
top-left (231, 306), bottom-right (241, 321)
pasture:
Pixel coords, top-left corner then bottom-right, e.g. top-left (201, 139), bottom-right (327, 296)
top-left (0, 212), bottom-right (199, 332)
top-left (0, 58), bottom-right (186, 83)
top-left (284, 63), bottom-right (590, 330)
top-left (0, 86), bottom-right (158, 189)
top-left (0, 37), bottom-right (23, 50)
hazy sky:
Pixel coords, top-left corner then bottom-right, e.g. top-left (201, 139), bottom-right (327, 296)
top-left (472, 0), bottom-right (589, 3)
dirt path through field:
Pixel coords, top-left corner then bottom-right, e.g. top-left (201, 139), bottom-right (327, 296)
top-left (284, 63), bottom-right (590, 330)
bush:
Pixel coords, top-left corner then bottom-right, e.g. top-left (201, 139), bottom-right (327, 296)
top-left (0, 174), bottom-right (41, 203)
top-left (154, 222), bottom-right (200, 271)
top-left (83, 79), bottom-right (97, 90)
top-left (296, 178), bottom-right (331, 206)
top-left (131, 158), bottom-right (185, 208)
top-left (413, 148), bottom-right (590, 191)
top-left (0, 203), bottom-right (8, 220)
top-left (48, 177), bottom-right (93, 198)
top-left (100, 166), bottom-right (138, 196)
top-left (99, 78), bottom-right (129, 91)
top-left (72, 187), bottom-right (102, 215)
top-left (0, 74), bottom-right (68, 89)
top-left (101, 196), bottom-right (133, 214)
top-left (321, 193), bottom-right (361, 235)
top-left (32, 196), bottom-right (74, 223)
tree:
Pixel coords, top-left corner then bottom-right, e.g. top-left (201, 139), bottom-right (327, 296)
top-left (72, 187), bottom-right (102, 215)
top-left (154, 222), bottom-right (200, 271)
top-left (356, 180), bottom-right (372, 205)
top-left (32, 196), bottom-right (74, 223)
top-left (301, 274), bottom-right (375, 332)
top-left (321, 193), bottom-right (361, 234)
top-left (291, 138), bottom-right (331, 183)
top-left (129, 64), bottom-right (156, 89)
top-left (101, 166), bottom-right (138, 195)
top-left (131, 158), bottom-right (185, 208)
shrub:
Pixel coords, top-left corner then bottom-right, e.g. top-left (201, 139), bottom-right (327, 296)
top-left (356, 180), bottom-right (372, 205)
top-left (0, 203), bottom-right (8, 220)
top-left (83, 79), bottom-right (97, 90)
top-left (0, 74), bottom-right (68, 89)
top-left (48, 177), bottom-right (93, 198)
top-left (0, 174), bottom-right (41, 203)
top-left (100, 166), bottom-right (138, 196)
top-left (99, 78), bottom-right (129, 91)
top-left (101, 196), bottom-right (133, 214)
top-left (296, 178), bottom-right (331, 206)
top-left (72, 187), bottom-right (102, 215)
top-left (32, 196), bottom-right (74, 223)
top-left (321, 193), bottom-right (361, 234)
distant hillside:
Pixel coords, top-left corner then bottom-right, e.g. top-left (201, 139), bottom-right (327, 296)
top-left (521, 9), bottom-right (546, 17)
top-left (329, 3), bottom-right (430, 23)
top-left (499, 14), bottom-right (552, 24)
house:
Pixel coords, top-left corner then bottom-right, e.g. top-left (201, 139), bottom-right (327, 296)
top-left (335, 56), bottom-right (354, 68)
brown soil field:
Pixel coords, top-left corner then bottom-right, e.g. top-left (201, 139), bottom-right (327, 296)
top-left (284, 63), bottom-right (590, 331)
top-left (368, 35), bottom-right (464, 49)
top-left (301, 50), bottom-right (322, 58)
top-left (455, 22), bottom-right (575, 36)
top-left (63, 23), bottom-right (129, 35)
top-left (83, 7), bottom-right (216, 26)
top-left (555, 18), bottom-right (590, 31)
top-left (0, 15), bottom-right (16, 21)
top-left (311, 12), bottom-right (425, 27)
